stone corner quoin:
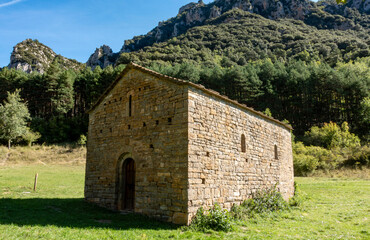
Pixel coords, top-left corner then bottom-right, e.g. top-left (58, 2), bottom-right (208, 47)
top-left (84, 63), bottom-right (294, 225)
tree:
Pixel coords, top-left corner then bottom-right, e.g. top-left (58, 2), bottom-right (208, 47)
top-left (22, 127), bottom-right (41, 146)
top-left (0, 90), bottom-right (31, 149)
top-left (45, 60), bottom-right (75, 116)
top-left (359, 97), bottom-right (370, 141)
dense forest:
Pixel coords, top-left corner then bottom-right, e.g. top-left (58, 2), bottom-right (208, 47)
top-left (0, 56), bottom-right (369, 144)
top-left (0, 62), bottom-right (125, 143)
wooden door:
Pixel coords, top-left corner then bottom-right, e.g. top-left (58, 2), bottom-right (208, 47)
top-left (123, 158), bottom-right (135, 210)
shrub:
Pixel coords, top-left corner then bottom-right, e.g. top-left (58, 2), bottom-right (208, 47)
top-left (293, 142), bottom-right (320, 176)
top-left (190, 204), bottom-right (232, 232)
top-left (292, 140), bottom-right (362, 175)
top-left (341, 145), bottom-right (370, 167)
top-left (77, 134), bottom-right (87, 146)
top-left (294, 122), bottom-right (368, 175)
top-left (263, 108), bottom-right (272, 117)
top-left (289, 182), bottom-right (307, 207)
top-left (304, 122), bottom-right (360, 150)
top-left (230, 185), bottom-right (290, 221)
top-left (359, 97), bottom-right (370, 141)
top-left (191, 186), bottom-right (305, 231)
top-left (242, 186), bottom-right (289, 214)
top-left (22, 128), bottom-right (41, 146)
top-left (230, 204), bottom-right (249, 220)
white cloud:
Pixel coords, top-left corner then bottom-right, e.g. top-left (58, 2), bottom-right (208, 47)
top-left (0, 0), bottom-right (23, 8)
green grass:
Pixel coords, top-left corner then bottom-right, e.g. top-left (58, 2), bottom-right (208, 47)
top-left (1, 164), bottom-right (369, 239)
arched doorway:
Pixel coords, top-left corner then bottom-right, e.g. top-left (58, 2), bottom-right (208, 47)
top-left (119, 158), bottom-right (135, 210)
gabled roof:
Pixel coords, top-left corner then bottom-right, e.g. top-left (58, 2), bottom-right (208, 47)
top-left (87, 62), bottom-right (292, 130)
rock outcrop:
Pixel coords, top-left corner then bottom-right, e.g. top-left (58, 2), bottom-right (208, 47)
top-left (7, 39), bottom-right (83, 73)
top-left (120, 0), bottom-right (367, 54)
top-left (323, 0), bottom-right (370, 14)
top-left (86, 45), bottom-right (117, 70)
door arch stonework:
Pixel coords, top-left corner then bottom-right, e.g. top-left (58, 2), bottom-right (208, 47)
top-left (116, 153), bottom-right (135, 211)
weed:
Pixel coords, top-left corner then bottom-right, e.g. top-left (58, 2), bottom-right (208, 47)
top-left (190, 204), bottom-right (232, 232)
top-left (230, 204), bottom-right (249, 220)
top-left (230, 185), bottom-right (292, 222)
top-left (242, 186), bottom-right (289, 215)
top-left (289, 182), bottom-right (308, 207)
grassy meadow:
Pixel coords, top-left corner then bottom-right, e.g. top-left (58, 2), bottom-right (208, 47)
top-left (0, 146), bottom-right (369, 239)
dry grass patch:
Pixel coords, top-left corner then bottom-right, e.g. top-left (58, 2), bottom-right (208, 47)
top-left (0, 145), bottom-right (86, 166)
top-left (307, 168), bottom-right (370, 179)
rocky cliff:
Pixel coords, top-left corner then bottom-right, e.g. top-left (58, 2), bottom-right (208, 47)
top-left (7, 39), bottom-right (83, 73)
top-left (120, 0), bottom-right (368, 53)
top-left (324, 0), bottom-right (370, 14)
top-left (86, 45), bottom-right (119, 70)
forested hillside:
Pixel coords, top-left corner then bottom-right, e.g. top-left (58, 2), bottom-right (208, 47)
top-left (117, 9), bottom-right (369, 67)
top-left (120, 0), bottom-right (369, 55)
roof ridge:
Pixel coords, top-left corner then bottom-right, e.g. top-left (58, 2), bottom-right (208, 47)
top-left (88, 62), bottom-right (293, 130)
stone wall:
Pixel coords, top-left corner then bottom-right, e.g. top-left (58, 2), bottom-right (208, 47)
top-left (187, 87), bottom-right (294, 220)
top-left (85, 69), bottom-right (189, 224)
top-left (85, 64), bottom-right (294, 225)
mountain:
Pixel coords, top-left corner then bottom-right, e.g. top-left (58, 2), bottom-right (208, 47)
top-left (6, 0), bottom-right (370, 71)
top-left (84, 0), bottom-right (369, 69)
top-left (115, 11), bottom-right (369, 67)
top-left (7, 39), bottom-right (84, 73)
top-left (119, 0), bottom-right (369, 53)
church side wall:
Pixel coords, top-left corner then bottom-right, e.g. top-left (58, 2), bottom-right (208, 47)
top-left (187, 87), bottom-right (294, 221)
top-left (85, 70), bottom-right (189, 224)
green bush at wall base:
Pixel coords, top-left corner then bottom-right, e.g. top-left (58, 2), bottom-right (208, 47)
top-left (190, 204), bottom-right (232, 232)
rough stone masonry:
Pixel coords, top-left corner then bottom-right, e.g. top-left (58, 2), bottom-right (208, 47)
top-left (85, 62), bottom-right (294, 225)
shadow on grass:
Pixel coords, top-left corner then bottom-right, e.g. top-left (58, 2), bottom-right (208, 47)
top-left (0, 198), bottom-right (178, 230)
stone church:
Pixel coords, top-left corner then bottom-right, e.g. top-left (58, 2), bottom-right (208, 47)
top-left (84, 62), bottom-right (294, 225)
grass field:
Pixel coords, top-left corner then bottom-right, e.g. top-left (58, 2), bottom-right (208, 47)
top-left (0, 148), bottom-right (369, 239)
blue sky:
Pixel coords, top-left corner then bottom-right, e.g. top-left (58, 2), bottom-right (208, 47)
top-left (0, 0), bottom-right (213, 67)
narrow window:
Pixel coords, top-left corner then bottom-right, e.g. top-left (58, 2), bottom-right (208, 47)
top-left (274, 145), bottom-right (278, 160)
top-left (128, 125), bottom-right (131, 130)
top-left (129, 95), bottom-right (132, 117)
top-left (155, 120), bottom-right (159, 125)
top-left (143, 122), bottom-right (146, 127)
top-left (241, 134), bottom-right (246, 153)
top-left (168, 118), bottom-right (172, 124)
